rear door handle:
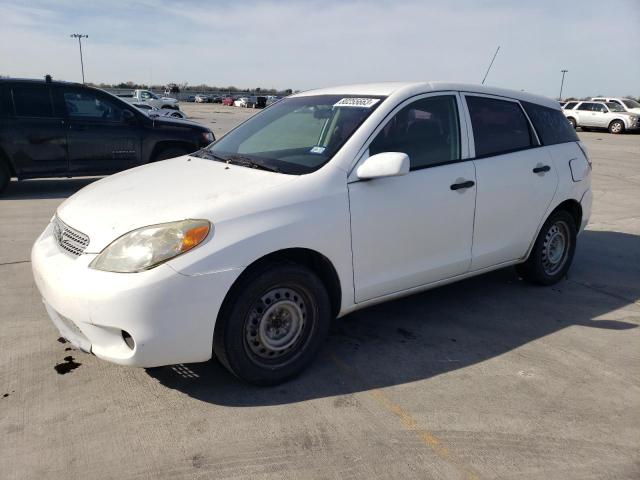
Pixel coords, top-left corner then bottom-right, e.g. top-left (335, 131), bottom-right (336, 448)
top-left (450, 180), bottom-right (475, 190)
top-left (533, 165), bottom-right (551, 173)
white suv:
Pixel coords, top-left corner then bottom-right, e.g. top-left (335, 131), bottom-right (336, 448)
top-left (563, 101), bottom-right (640, 134)
top-left (32, 82), bottom-right (592, 385)
top-left (591, 97), bottom-right (640, 115)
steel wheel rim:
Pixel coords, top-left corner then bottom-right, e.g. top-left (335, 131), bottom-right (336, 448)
top-left (245, 287), bottom-right (307, 360)
top-left (541, 220), bottom-right (570, 276)
top-left (611, 122), bottom-right (622, 133)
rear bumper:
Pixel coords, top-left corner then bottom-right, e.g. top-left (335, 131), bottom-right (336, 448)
top-left (32, 221), bottom-right (242, 367)
top-left (579, 188), bottom-right (592, 234)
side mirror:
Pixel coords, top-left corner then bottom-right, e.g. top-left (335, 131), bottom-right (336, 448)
top-left (122, 109), bottom-right (136, 123)
top-left (356, 152), bottom-right (410, 180)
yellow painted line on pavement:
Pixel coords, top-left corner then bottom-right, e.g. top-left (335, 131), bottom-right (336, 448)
top-left (329, 352), bottom-right (480, 480)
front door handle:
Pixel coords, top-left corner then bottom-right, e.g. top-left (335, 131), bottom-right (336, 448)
top-left (533, 165), bottom-right (551, 174)
top-left (450, 180), bottom-right (475, 190)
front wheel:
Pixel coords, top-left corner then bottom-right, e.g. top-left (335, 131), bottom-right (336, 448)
top-left (609, 120), bottom-right (625, 134)
top-left (213, 263), bottom-right (331, 385)
top-left (516, 210), bottom-right (577, 285)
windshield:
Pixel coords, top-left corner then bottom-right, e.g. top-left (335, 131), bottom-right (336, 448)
top-left (203, 95), bottom-right (385, 174)
top-left (622, 99), bottom-right (640, 109)
top-left (606, 102), bottom-right (625, 112)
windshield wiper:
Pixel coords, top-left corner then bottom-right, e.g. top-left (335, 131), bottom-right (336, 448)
top-left (224, 155), bottom-right (280, 173)
top-left (192, 149), bottom-right (227, 162)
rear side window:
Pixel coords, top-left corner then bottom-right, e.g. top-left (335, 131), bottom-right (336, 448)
top-left (564, 102), bottom-right (578, 110)
top-left (577, 103), bottom-right (594, 111)
top-left (522, 101), bottom-right (579, 146)
top-left (466, 96), bottom-right (533, 158)
top-left (369, 95), bottom-right (460, 170)
top-left (11, 85), bottom-right (54, 117)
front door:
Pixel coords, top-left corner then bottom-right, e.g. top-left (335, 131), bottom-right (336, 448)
top-left (348, 94), bottom-right (476, 302)
top-left (58, 87), bottom-right (141, 175)
top-left (463, 94), bottom-right (558, 271)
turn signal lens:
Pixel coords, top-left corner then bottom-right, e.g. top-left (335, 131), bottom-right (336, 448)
top-left (180, 224), bottom-right (210, 252)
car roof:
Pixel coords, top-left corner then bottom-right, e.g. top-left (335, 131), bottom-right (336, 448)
top-left (0, 77), bottom-right (82, 87)
top-left (292, 81), bottom-right (559, 109)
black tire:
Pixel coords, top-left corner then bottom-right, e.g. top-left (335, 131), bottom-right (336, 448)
top-left (567, 117), bottom-right (577, 129)
top-left (0, 161), bottom-right (9, 194)
top-left (608, 120), bottom-right (625, 134)
top-left (516, 210), bottom-right (577, 285)
top-left (152, 146), bottom-right (191, 162)
top-left (213, 262), bottom-right (331, 385)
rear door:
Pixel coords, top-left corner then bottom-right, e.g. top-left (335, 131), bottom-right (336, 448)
top-left (57, 86), bottom-right (142, 175)
top-left (3, 83), bottom-right (67, 177)
top-left (463, 94), bottom-right (558, 271)
top-left (576, 102), bottom-right (598, 127)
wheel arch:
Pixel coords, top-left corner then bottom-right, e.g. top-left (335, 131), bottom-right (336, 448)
top-left (218, 247), bottom-right (342, 322)
top-left (149, 141), bottom-right (196, 162)
top-left (0, 145), bottom-right (17, 177)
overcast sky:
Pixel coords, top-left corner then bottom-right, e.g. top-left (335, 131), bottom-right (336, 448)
top-left (2, 0), bottom-right (639, 99)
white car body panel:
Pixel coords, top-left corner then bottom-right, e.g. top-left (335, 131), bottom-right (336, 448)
top-left (32, 81), bottom-right (592, 368)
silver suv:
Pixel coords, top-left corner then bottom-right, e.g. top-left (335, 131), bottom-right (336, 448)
top-left (563, 101), bottom-right (640, 134)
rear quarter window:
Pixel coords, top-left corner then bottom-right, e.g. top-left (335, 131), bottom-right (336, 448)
top-left (522, 101), bottom-right (579, 146)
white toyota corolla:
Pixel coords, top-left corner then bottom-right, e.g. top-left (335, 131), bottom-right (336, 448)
top-left (32, 82), bottom-right (592, 385)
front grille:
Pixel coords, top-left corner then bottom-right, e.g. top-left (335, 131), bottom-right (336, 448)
top-left (52, 216), bottom-right (90, 257)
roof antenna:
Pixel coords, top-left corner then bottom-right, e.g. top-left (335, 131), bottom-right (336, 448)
top-left (481, 46), bottom-right (500, 85)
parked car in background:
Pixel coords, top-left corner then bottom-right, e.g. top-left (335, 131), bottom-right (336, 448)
top-left (185, 95), bottom-right (196, 102)
top-left (0, 77), bottom-right (214, 193)
top-left (211, 96), bottom-right (222, 103)
top-left (234, 97), bottom-right (249, 107)
top-left (266, 95), bottom-right (281, 106)
top-left (31, 82), bottom-right (591, 385)
top-left (563, 101), bottom-right (639, 134)
top-left (195, 94), bottom-right (210, 103)
top-left (133, 102), bottom-right (188, 119)
top-left (590, 97), bottom-right (640, 115)
top-left (222, 96), bottom-right (235, 106)
top-left (117, 89), bottom-right (180, 110)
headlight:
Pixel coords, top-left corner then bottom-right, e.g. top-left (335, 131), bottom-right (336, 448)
top-left (202, 131), bottom-right (215, 143)
top-left (90, 219), bottom-right (210, 273)
top-left (629, 116), bottom-right (638, 122)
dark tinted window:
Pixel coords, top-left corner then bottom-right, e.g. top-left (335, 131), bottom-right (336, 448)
top-left (593, 103), bottom-right (607, 113)
top-left (577, 102), bottom-right (595, 111)
top-left (63, 89), bottom-right (125, 121)
top-left (12, 85), bottom-right (54, 117)
top-left (522, 101), bottom-right (579, 145)
top-left (369, 95), bottom-right (460, 170)
top-left (466, 96), bottom-right (533, 157)
top-left (564, 102), bottom-right (578, 110)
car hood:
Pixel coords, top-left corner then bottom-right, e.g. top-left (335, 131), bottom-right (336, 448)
top-left (150, 115), bottom-right (204, 130)
top-left (160, 96), bottom-right (178, 103)
top-left (56, 157), bottom-right (296, 253)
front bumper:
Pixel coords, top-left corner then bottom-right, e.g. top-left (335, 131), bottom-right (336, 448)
top-left (31, 221), bottom-right (242, 367)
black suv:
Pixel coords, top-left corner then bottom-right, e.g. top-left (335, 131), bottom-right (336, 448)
top-left (0, 77), bottom-right (215, 193)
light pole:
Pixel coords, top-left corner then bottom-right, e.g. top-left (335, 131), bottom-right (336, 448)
top-left (559, 69), bottom-right (568, 101)
top-left (70, 34), bottom-right (88, 84)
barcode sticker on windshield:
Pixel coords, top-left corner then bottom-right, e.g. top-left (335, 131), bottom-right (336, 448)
top-left (334, 98), bottom-right (380, 108)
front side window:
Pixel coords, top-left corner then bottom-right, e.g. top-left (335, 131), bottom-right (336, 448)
top-left (203, 95), bottom-right (384, 174)
top-left (606, 102), bottom-right (624, 112)
top-left (466, 96), bottom-right (533, 158)
top-left (63, 89), bottom-right (124, 121)
top-left (12, 85), bottom-right (54, 117)
top-left (522, 101), bottom-right (579, 146)
top-left (369, 95), bottom-right (460, 170)
top-left (594, 104), bottom-right (607, 113)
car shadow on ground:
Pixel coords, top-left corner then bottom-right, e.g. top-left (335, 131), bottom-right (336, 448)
top-left (2, 178), bottom-right (100, 200)
top-left (146, 229), bottom-right (639, 405)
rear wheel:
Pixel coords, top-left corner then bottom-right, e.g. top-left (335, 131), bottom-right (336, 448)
top-left (567, 117), bottom-right (577, 129)
top-left (516, 210), bottom-right (577, 285)
top-left (213, 263), bottom-right (331, 385)
top-left (0, 161), bottom-right (10, 194)
top-left (609, 120), bottom-right (625, 134)
top-left (152, 146), bottom-right (191, 161)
